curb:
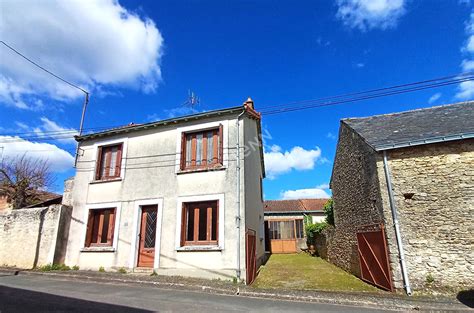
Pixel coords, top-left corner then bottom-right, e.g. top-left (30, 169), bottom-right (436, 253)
top-left (0, 269), bottom-right (469, 311)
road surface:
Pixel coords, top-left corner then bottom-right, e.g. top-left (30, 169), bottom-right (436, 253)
top-left (0, 273), bottom-right (396, 312)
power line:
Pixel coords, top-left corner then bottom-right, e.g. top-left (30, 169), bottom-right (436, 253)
top-left (258, 72), bottom-right (473, 110)
top-left (1, 40), bottom-right (88, 94)
top-left (260, 74), bottom-right (474, 115)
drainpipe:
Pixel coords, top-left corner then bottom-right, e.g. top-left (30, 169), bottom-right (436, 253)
top-left (383, 150), bottom-right (412, 296)
top-left (235, 108), bottom-right (246, 281)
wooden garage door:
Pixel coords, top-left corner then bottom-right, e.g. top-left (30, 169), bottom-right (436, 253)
top-left (267, 220), bottom-right (304, 253)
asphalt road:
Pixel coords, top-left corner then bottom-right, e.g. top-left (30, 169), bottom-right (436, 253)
top-left (0, 273), bottom-right (396, 312)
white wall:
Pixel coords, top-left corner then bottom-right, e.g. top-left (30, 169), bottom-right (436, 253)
top-left (65, 112), bottom-right (263, 280)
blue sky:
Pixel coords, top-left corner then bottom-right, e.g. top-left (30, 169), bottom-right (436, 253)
top-left (0, 0), bottom-right (473, 199)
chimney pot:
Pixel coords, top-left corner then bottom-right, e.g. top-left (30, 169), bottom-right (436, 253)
top-left (244, 97), bottom-right (254, 109)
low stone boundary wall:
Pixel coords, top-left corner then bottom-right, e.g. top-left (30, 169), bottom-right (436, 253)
top-left (314, 226), bottom-right (334, 260)
top-left (0, 205), bottom-right (72, 268)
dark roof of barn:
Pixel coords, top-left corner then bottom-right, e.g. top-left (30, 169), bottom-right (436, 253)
top-left (343, 101), bottom-right (474, 151)
top-left (264, 199), bottom-right (327, 214)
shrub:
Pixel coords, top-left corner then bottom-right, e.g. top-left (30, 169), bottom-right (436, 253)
top-left (39, 264), bottom-right (70, 271)
top-left (118, 267), bottom-right (127, 274)
top-left (426, 273), bottom-right (434, 284)
top-left (305, 221), bottom-right (328, 244)
top-left (98, 266), bottom-right (105, 272)
top-left (72, 265), bottom-right (79, 271)
top-left (324, 199), bottom-right (334, 226)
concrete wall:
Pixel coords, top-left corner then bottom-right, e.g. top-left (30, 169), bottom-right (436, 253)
top-left (0, 205), bottom-right (71, 268)
top-left (330, 122), bottom-right (386, 276)
top-left (66, 112), bottom-right (264, 281)
top-left (243, 116), bottom-right (265, 267)
top-left (378, 139), bottom-right (474, 289)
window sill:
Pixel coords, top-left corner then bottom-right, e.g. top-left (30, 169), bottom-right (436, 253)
top-left (176, 246), bottom-right (222, 252)
top-left (177, 166), bottom-right (226, 175)
top-left (80, 247), bottom-right (116, 253)
top-left (90, 178), bottom-right (122, 184)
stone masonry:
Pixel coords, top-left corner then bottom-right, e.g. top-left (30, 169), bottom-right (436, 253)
top-left (331, 121), bottom-right (474, 290)
top-left (377, 139), bottom-right (474, 289)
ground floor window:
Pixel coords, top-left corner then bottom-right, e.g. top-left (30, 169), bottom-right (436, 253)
top-left (268, 219), bottom-right (305, 240)
top-left (181, 201), bottom-right (218, 246)
top-left (85, 208), bottom-right (116, 247)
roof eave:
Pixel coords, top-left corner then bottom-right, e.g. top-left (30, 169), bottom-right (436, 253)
top-left (75, 105), bottom-right (245, 142)
top-left (375, 132), bottom-right (474, 151)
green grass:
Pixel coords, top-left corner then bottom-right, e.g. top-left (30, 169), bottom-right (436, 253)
top-left (253, 253), bottom-right (380, 293)
top-left (39, 264), bottom-right (71, 271)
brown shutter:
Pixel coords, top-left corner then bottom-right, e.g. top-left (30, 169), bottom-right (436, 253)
top-left (95, 147), bottom-right (103, 180)
top-left (85, 210), bottom-right (94, 247)
top-left (115, 144), bottom-right (123, 177)
top-left (180, 133), bottom-right (186, 170)
top-left (107, 209), bottom-right (116, 245)
top-left (218, 124), bottom-right (223, 165)
top-left (180, 204), bottom-right (186, 246)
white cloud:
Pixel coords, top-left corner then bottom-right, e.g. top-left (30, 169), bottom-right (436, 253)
top-left (264, 145), bottom-right (322, 179)
top-left (326, 132), bottom-right (337, 140)
top-left (0, 0), bottom-right (163, 109)
top-left (0, 136), bottom-right (74, 172)
top-left (428, 92), bottom-right (442, 104)
top-left (280, 184), bottom-right (331, 200)
top-left (336, 0), bottom-right (407, 31)
top-left (356, 62), bottom-right (365, 68)
top-left (13, 118), bottom-right (78, 145)
top-left (164, 107), bottom-right (201, 118)
top-left (457, 12), bottom-right (474, 99)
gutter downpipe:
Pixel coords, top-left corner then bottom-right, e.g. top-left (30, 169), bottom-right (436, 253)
top-left (383, 150), bottom-right (412, 296)
top-left (235, 109), bottom-right (246, 281)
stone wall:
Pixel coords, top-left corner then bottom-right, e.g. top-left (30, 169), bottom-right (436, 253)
top-left (314, 226), bottom-right (335, 260)
top-left (0, 205), bottom-right (72, 268)
top-left (378, 139), bottom-right (474, 289)
top-left (330, 122), bottom-right (385, 276)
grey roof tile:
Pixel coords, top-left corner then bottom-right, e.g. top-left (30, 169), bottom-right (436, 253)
top-left (343, 101), bottom-right (474, 151)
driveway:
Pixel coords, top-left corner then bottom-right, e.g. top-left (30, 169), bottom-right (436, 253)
top-left (0, 273), bottom-right (394, 312)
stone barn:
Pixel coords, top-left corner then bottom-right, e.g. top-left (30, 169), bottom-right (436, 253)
top-left (330, 101), bottom-right (473, 293)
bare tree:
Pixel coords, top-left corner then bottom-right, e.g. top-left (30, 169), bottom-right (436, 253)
top-left (0, 155), bottom-right (54, 209)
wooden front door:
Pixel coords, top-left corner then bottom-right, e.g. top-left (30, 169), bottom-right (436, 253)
top-left (137, 205), bottom-right (158, 268)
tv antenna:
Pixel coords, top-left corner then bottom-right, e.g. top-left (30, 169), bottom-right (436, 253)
top-left (183, 90), bottom-right (200, 108)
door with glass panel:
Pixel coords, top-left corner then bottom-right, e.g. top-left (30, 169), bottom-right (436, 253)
top-left (267, 219), bottom-right (304, 253)
top-left (137, 205), bottom-right (158, 268)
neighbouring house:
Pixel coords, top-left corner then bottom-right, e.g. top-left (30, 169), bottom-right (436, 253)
top-left (64, 99), bottom-right (265, 283)
top-left (0, 191), bottom-right (62, 213)
top-left (264, 199), bottom-right (326, 253)
top-left (329, 101), bottom-right (474, 293)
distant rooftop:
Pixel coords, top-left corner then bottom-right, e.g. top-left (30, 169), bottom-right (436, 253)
top-left (343, 101), bottom-right (474, 151)
top-left (264, 199), bottom-right (327, 213)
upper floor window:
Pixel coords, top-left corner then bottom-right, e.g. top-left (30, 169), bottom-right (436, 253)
top-left (180, 125), bottom-right (223, 171)
top-left (95, 143), bottom-right (123, 180)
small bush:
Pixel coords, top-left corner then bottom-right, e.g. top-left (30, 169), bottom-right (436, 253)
top-left (98, 266), bottom-right (105, 272)
top-left (39, 264), bottom-right (70, 271)
top-left (324, 199), bottom-right (334, 226)
top-left (232, 276), bottom-right (238, 284)
top-left (117, 267), bottom-right (127, 274)
top-left (426, 273), bottom-right (435, 284)
top-left (72, 265), bottom-right (79, 271)
top-left (305, 221), bottom-right (328, 244)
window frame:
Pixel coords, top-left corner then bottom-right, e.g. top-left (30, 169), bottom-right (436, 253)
top-left (180, 200), bottom-right (219, 246)
top-left (180, 125), bottom-right (223, 171)
top-left (95, 142), bottom-right (123, 181)
top-left (84, 208), bottom-right (117, 247)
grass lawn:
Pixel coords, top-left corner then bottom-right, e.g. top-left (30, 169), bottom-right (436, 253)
top-left (252, 253), bottom-right (381, 293)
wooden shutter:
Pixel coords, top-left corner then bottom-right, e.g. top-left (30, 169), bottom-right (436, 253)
top-left (180, 204), bottom-right (187, 246)
top-left (85, 210), bottom-right (94, 247)
top-left (107, 209), bottom-right (116, 245)
top-left (115, 144), bottom-right (123, 177)
top-left (180, 133), bottom-right (186, 170)
top-left (218, 124), bottom-right (223, 165)
top-left (95, 147), bottom-right (103, 180)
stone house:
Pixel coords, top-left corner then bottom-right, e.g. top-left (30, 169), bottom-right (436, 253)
top-left (330, 101), bottom-right (473, 293)
top-left (65, 99), bottom-right (265, 283)
top-left (263, 199), bottom-right (326, 253)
